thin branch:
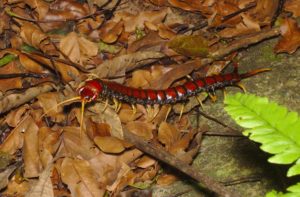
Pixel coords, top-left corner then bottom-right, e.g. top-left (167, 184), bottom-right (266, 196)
top-left (123, 127), bottom-right (241, 197)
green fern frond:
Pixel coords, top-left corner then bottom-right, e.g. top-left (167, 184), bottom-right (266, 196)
top-left (224, 93), bottom-right (300, 176)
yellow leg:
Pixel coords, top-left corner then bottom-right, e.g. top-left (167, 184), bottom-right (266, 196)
top-left (113, 98), bottom-right (119, 111)
top-left (116, 102), bottom-right (122, 113)
top-left (196, 95), bottom-right (204, 109)
top-left (223, 89), bottom-right (227, 99)
top-left (186, 75), bottom-right (194, 81)
top-left (102, 99), bottom-right (109, 113)
top-left (208, 93), bottom-right (217, 102)
top-left (131, 104), bottom-right (137, 119)
top-left (165, 105), bottom-right (172, 121)
top-left (236, 83), bottom-right (247, 93)
top-left (178, 104), bottom-right (185, 121)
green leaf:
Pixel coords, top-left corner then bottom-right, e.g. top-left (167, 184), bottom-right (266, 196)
top-left (0, 54), bottom-right (17, 67)
top-left (225, 93), bottom-right (300, 196)
top-left (168, 35), bottom-right (209, 57)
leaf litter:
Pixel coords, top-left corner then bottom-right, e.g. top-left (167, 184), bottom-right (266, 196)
top-left (0, 0), bottom-right (298, 196)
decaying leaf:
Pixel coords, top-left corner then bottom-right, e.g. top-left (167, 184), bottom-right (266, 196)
top-left (158, 121), bottom-right (180, 148)
top-left (126, 121), bottom-right (154, 140)
top-left (168, 35), bottom-right (209, 57)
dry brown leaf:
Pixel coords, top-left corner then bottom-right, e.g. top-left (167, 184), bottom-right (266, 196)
top-left (126, 121), bottom-right (154, 140)
top-left (275, 18), bottom-right (300, 54)
top-left (24, 0), bottom-right (49, 19)
top-left (168, 0), bottom-right (204, 12)
top-left (3, 179), bottom-right (30, 196)
top-left (60, 127), bottom-right (97, 160)
top-left (20, 22), bottom-right (52, 53)
top-left (219, 14), bottom-right (261, 38)
top-left (127, 69), bottom-right (152, 88)
top-left (5, 104), bottom-right (30, 127)
top-left (156, 174), bottom-right (177, 186)
top-left (23, 116), bottom-right (42, 178)
top-left (0, 61), bottom-right (22, 92)
top-left (94, 136), bottom-right (125, 153)
top-left (99, 20), bottom-right (124, 43)
top-left (157, 23), bottom-right (176, 39)
top-left (60, 157), bottom-right (105, 197)
top-left (59, 32), bottom-right (98, 65)
top-left (169, 129), bottom-right (197, 156)
top-left (19, 53), bottom-right (46, 73)
top-left (285, 0), bottom-right (300, 17)
top-left (136, 156), bottom-right (156, 168)
top-left (25, 53), bottom-right (80, 82)
top-left (118, 104), bottom-right (142, 123)
top-left (158, 121), bottom-right (180, 148)
top-left (0, 114), bottom-right (35, 154)
top-left (25, 164), bottom-right (54, 197)
top-left (113, 9), bottom-right (169, 33)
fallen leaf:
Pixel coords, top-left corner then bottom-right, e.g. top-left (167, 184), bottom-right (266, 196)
top-left (0, 61), bottom-right (22, 92)
top-left (23, 116), bottom-right (42, 178)
top-left (158, 121), bottom-right (180, 148)
top-left (0, 165), bottom-right (16, 190)
top-left (168, 35), bottom-right (209, 57)
top-left (99, 20), bottom-right (124, 43)
top-left (285, 0), bottom-right (300, 17)
top-left (5, 104), bottom-right (30, 127)
top-left (61, 157), bottom-right (105, 197)
top-left (136, 156), bottom-right (156, 168)
top-left (156, 174), bottom-right (177, 186)
top-left (275, 18), bottom-right (300, 54)
top-left (126, 121), bottom-right (154, 140)
top-left (25, 164), bottom-right (54, 197)
top-left (94, 136), bottom-right (125, 153)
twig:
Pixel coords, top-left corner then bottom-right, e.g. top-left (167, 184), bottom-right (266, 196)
top-left (123, 127), bottom-right (241, 197)
top-left (0, 83), bottom-right (54, 114)
top-left (0, 73), bottom-right (48, 79)
top-left (210, 28), bottom-right (281, 59)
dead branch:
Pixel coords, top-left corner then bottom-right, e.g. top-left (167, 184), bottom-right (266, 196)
top-left (123, 127), bottom-right (241, 197)
top-left (0, 84), bottom-right (54, 114)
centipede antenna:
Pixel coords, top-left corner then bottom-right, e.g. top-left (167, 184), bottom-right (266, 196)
top-left (240, 68), bottom-right (271, 79)
top-left (80, 99), bottom-right (86, 140)
top-left (40, 96), bottom-right (81, 119)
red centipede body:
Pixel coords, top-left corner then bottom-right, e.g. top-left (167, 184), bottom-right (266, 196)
top-left (77, 68), bottom-right (269, 105)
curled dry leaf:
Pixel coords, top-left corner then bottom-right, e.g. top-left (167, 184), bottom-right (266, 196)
top-left (275, 18), bottom-right (300, 54)
top-left (23, 115), bottom-right (42, 178)
top-left (3, 179), bottom-right (30, 196)
top-left (5, 104), bottom-right (30, 127)
top-left (20, 22), bottom-right (52, 53)
top-left (118, 105), bottom-right (142, 123)
top-left (168, 0), bottom-right (204, 12)
top-left (23, 0), bottom-right (49, 19)
top-left (60, 157), bottom-right (105, 197)
top-left (158, 121), bottom-right (180, 148)
top-left (94, 136), bottom-right (125, 153)
top-left (126, 121), bottom-right (154, 140)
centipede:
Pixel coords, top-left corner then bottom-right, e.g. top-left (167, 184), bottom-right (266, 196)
top-left (77, 67), bottom-right (270, 108)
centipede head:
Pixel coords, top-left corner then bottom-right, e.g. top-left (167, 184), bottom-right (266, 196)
top-left (77, 79), bottom-right (103, 103)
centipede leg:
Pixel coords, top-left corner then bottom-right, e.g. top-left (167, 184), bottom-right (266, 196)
top-left (165, 105), bottom-right (172, 121)
top-left (196, 95), bottom-right (204, 109)
top-left (208, 92), bottom-right (217, 102)
top-left (178, 104), bottom-right (185, 121)
top-left (131, 104), bottom-right (137, 119)
top-left (113, 98), bottom-right (122, 113)
top-left (102, 99), bottom-right (109, 113)
top-left (236, 82), bottom-right (247, 92)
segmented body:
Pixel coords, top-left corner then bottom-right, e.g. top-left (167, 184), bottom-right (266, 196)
top-left (77, 71), bottom-right (252, 105)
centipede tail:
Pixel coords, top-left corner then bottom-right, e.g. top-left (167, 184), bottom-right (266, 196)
top-left (77, 68), bottom-right (270, 106)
